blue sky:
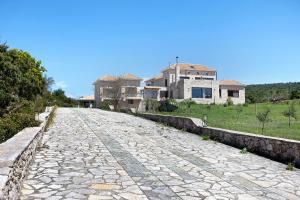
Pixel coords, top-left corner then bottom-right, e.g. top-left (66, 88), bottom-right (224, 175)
top-left (1, 0), bottom-right (300, 97)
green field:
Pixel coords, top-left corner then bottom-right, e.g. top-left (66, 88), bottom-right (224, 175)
top-left (158, 101), bottom-right (300, 141)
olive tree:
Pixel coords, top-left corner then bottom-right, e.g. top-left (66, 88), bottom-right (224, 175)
top-left (256, 108), bottom-right (272, 134)
top-left (283, 102), bottom-right (297, 127)
top-left (110, 78), bottom-right (123, 110)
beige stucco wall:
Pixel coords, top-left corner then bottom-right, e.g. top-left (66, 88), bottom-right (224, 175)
top-left (181, 79), bottom-right (219, 104)
top-left (94, 79), bottom-right (142, 109)
top-left (217, 85), bottom-right (246, 104)
top-left (169, 79), bottom-right (245, 105)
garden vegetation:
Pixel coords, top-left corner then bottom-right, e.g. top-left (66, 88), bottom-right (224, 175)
top-left (157, 99), bottom-right (300, 141)
top-left (0, 43), bottom-right (77, 143)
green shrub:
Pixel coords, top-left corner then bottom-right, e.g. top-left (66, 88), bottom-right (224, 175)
top-left (240, 147), bottom-right (248, 154)
top-left (99, 101), bottom-right (111, 110)
top-left (180, 99), bottom-right (196, 113)
top-left (286, 162), bottom-right (294, 171)
top-left (202, 135), bottom-right (210, 140)
top-left (226, 97), bottom-right (234, 106)
top-left (158, 99), bottom-right (178, 112)
top-left (145, 99), bottom-right (160, 112)
top-left (0, 112), bottom-right (39, 143)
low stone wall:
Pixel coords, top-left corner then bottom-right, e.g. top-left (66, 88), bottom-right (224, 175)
top-left (0, 108), bottom-right (53, 200)
top-left (138, 113), bottom-right (205, 133)
top-left (138, 113), bottom-right (300, 168)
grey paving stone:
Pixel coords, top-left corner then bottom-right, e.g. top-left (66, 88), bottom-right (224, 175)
top-left (20, 108), bottom-right (300, 200)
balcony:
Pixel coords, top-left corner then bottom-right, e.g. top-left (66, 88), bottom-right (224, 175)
top-left (124, 92), bottom-right (143, 99)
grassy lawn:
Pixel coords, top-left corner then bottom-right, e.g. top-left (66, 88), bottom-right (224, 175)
top-left (157, 101), bottom-right (300, 141)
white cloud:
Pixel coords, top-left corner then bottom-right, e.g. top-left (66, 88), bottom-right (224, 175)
top-left (54, 81), bottom-right (68, 89)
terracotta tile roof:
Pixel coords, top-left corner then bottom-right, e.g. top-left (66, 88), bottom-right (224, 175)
top-left (162, 63), bottom-right (216, 72)
top-left (145, 74), bottom-right (163, 82)
top-left (94, 73), bottom-right (141, 84)
top-left (220, 80), bottom-right (245, 86)
top-left (144, 86), bottom-right (162, 90)
top-left (120, 73), bottom-right (142, 80)
top-left (99, 75), bottom-right (118, 81)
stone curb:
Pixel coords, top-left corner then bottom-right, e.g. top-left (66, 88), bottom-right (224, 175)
top-left (136, 112), bottom-right (300, 168)
top-left (0, 107), bottom-right (54, 200)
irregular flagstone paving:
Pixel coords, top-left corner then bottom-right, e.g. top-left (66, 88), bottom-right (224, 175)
top-left (21, 108), bottom-right (300, 200)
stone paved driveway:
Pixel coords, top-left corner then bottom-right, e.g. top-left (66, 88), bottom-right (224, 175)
top-left (21, 108), bottom-right (300, 200)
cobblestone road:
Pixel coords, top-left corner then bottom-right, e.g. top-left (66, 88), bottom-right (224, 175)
top-left (21, 108), bottom-right (300, 200)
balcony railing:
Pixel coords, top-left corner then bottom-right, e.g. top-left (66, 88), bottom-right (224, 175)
top-left (124, 93), bottom-right (143, 98)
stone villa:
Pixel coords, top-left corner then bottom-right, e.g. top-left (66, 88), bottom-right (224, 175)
top-left (93, 74), bottom-right (143, 109)
top-left (145, 63), bottom-right (245, 105)
top-left (94, 63), bottom-right (245, 109)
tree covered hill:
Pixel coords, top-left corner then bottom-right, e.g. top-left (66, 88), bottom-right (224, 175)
top-left (246, 82), bottom-right (300, 103)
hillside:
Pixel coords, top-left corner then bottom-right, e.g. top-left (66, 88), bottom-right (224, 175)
top-left (246, 82), bottom-right (300, 103)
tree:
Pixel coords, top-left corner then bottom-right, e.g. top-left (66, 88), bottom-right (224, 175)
top-left (8, 49), bottom-right (46, 100)
top-left (0, 43), bottom-right (46, 114)
top-left (256, 108), bottom-right (272, 134)
top-left (51, 89), bottom-right (77, 107)
top-left (235, 105), bottom-right (243, 122)
top-left (187, 99), bottom-right (195, 114)
top-left (45, 76), bottom-right (55, 92)
top-left (290, 90), bottom-right (300, 100)
top-left (0, 42), bottom-right (48, 142)
top-left (110, 78), bottom-right (123, 110)
top-left (283, 102), bottom-right (297, 127)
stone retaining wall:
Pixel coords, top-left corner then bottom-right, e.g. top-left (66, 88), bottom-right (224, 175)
top-left (0, 108), bottom-right (53, 200)
top-left (138, 113), bottom-right (300, 168)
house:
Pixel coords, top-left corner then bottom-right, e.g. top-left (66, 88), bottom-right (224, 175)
top-left (144, 74), bottom-right (168, 101)
top-left (78, 95), bottom-right (95, 108)
top-left (145, 63), bottom-right (245, 105)
top-left (93, 74), bottom-right (143, 109)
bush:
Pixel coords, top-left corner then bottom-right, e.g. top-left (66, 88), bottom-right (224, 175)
top-left (145, 99), bottom-right (160, 112)
top-left (0, 90), bottom-right (14, 111)
top-left (180, 99), bottom-right (196, 113)
top-left (202, 135), bottom-right (210, 140)
top-left (0, 112), bottom-right (39, 143)
top-left (99, 101), bottom-right (111, 110)
top-left (158, 99), bottom-right (178, 112)
top-left (227, 97), bottom-right (234, 106)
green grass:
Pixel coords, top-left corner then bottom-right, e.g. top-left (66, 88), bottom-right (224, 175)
top-left (157, 100), bottom-right (300, 141)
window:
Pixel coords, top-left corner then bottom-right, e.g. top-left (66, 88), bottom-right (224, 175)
top-left (219, 89), bottom-right (222, 97)
top-left (197, 72), bottom-right (200, 75)
top-left (128, 100), bottom-right (134, 104)
top-left (165, 79), bottom-right (168, 86)
top-left (192, 87), bottom-right (212, 98)
top-left (228, 90), bottom-right (239, 98)
top-left (180, 76), bottom-right (190, 80)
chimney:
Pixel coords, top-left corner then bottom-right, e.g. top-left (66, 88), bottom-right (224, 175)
top-left (175, 56), bottom-right (180, 85)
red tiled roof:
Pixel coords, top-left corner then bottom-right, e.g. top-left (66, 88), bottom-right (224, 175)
top-left (120, 73), bottom-right (142, 80)
top-left (163, 63), bottom-right (216, 72)
top-left (145, 74), bottom-right (163, 82)
top-left (220, 80), bottom-right (245, 86)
